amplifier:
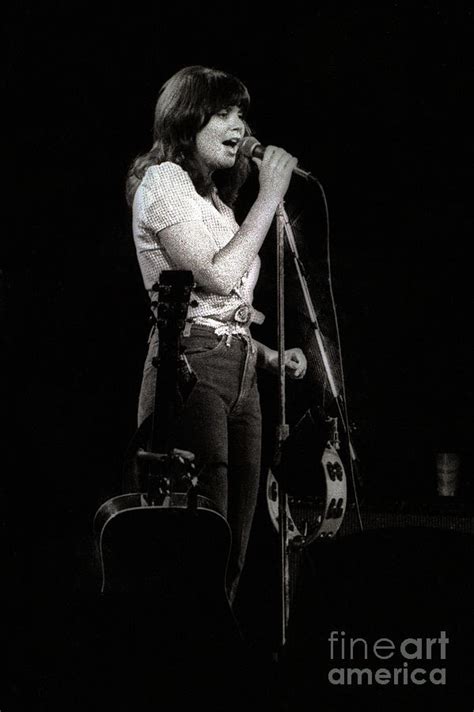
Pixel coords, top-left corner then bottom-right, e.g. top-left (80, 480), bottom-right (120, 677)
top-left (286, 497), bottom-right (473, 607)
top-left (336, 498), bottom-right (474, 537)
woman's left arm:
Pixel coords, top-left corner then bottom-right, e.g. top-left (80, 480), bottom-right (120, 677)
top-left (254, 340), bottom-right (307, 380)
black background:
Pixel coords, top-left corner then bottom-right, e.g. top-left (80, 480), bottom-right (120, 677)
top-left (2, 4), bottom-right (473, 710)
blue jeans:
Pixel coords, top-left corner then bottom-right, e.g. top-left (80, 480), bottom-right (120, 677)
top-left (138, 324), bottom-right (262, 603)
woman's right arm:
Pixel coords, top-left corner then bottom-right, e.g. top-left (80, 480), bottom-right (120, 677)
top-left (156, 147), bottom-right (298, 295)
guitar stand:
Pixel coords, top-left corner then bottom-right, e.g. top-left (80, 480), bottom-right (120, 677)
top-left (136, 447), bottom-right (197, 506)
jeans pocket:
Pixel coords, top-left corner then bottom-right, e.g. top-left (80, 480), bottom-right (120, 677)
top-left (182, 333), bottom-right (227, 359)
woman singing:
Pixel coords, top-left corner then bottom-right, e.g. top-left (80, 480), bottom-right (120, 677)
top-left (126, 65), bottom-right (307, 604)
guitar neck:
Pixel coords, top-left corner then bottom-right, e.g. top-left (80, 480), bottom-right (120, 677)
top-left (147, 269), bottom-right (194, 456)
top-left (149, 337), bottom-right (181, 454)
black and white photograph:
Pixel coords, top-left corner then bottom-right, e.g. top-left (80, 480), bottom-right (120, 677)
top-left (2, 4), bottom-right (473, 711)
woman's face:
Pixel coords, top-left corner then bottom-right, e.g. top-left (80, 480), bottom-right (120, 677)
top-left (195, 105), bottom-right (245, 175)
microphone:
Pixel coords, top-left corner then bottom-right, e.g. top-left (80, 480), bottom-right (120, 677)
top-left (239, 136), bottom-right (317, 182)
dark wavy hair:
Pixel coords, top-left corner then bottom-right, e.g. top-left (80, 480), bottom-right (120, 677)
top-left (125, 65), bottom-right (253, 207)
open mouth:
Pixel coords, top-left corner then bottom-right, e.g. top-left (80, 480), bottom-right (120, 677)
top-left (222, 138), bottom-right (240, 148)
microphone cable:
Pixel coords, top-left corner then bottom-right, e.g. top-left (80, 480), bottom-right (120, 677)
top-left (311, 176), bottom-right (365, 533)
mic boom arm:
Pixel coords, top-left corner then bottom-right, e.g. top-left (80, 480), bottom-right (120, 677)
top-left (276, 203), bottom-right (357, 461)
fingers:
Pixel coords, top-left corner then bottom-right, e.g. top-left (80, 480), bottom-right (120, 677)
top-left (256, 145), bottom-right (299, 203)
top-left (284, 348), bottom-right (307, 379)
top-left (267, 347), bottom-right (307, 379)
top-left (287, 363), bottom-right (306, 379)
top-left (285, 348), bottom-right (304, 366)
top-left (263, 146), bottom-right (297, 173)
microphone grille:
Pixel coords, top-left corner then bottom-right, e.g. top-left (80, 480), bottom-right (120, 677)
top-left (239, 136), bottom-right (260, 158)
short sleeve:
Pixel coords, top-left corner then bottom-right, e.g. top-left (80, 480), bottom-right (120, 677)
top-left (140, 162), bottom-right (201, 233)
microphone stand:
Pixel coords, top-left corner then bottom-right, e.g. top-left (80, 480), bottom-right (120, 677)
top-left (272, 201), bottom-right (358, 657)
top-left (274, 203), bottom-right (291, 656)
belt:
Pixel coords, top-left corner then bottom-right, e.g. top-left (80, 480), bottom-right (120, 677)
top-left (183, 303), bottom-right (264, 337)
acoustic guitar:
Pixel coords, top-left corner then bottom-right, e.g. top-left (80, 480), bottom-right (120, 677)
top-left (93, 271), bottom-right (236, 639)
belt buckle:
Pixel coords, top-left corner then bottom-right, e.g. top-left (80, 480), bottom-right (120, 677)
top-left (234, 305), bottom-right (251, 325)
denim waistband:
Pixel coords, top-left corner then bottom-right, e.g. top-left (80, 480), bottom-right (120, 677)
top-left (148, 321), bottom-right (254, 349)
top-left (183, 322), bottom-right (253, 340)
top-left (183, 322), bottom-right (256, 354)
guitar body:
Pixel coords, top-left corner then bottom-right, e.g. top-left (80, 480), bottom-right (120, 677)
top-left (90, 494), bottom-right (241, 712)
top-left (94, 493), bottom-right (240, 655)
top-left (94, 493), bottom-right (231, 600)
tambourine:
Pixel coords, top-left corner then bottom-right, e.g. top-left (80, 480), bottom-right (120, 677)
top-left (266, 442), bottom-right (347, 547)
